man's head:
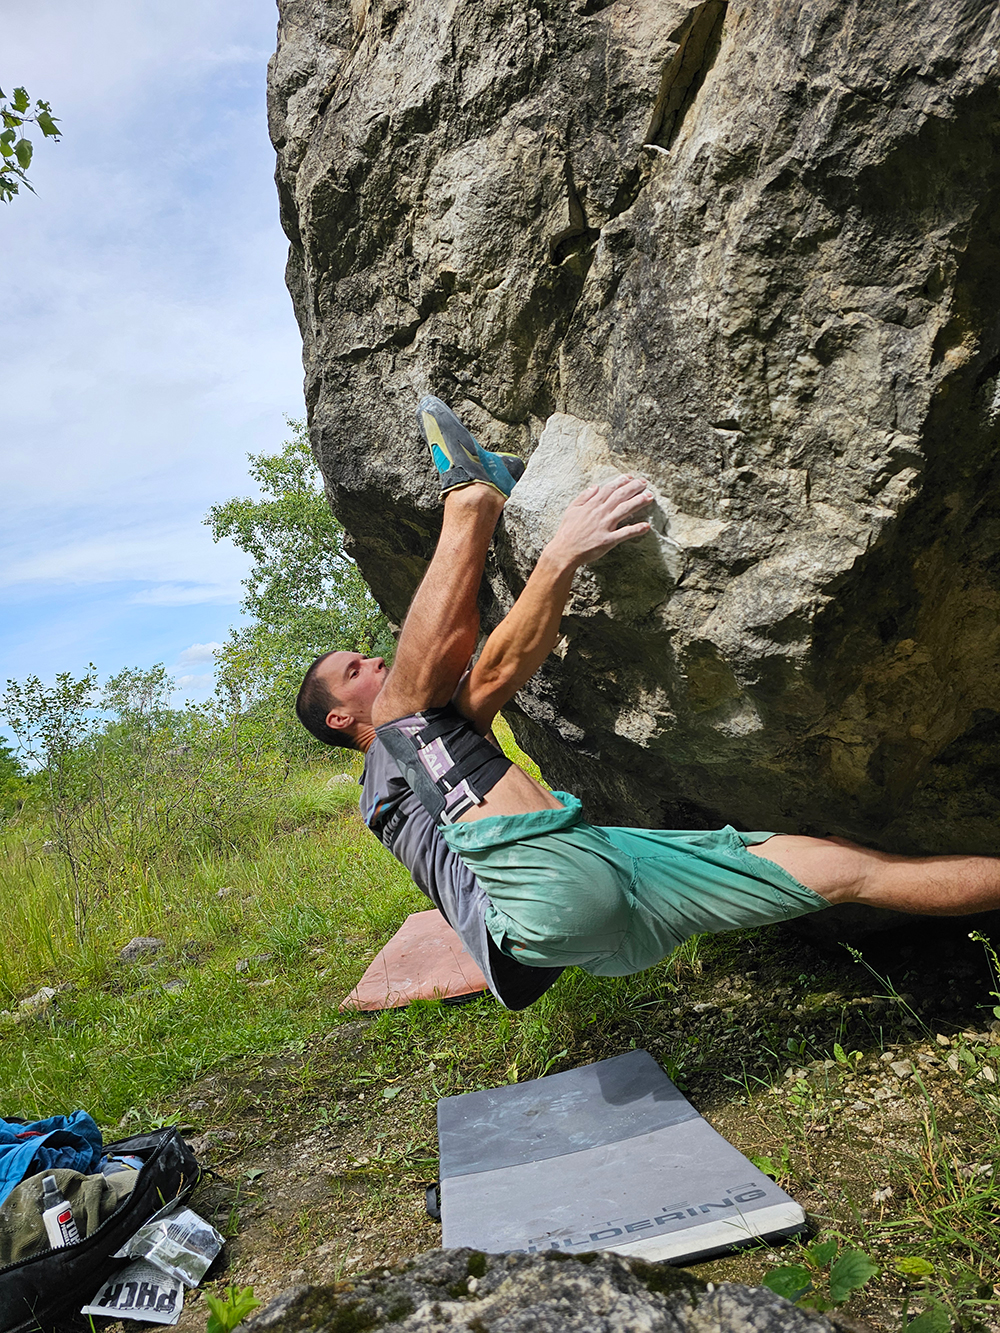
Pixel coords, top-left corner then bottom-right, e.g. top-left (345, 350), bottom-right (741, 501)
top-left (295, 651), bottom-right (386, 749)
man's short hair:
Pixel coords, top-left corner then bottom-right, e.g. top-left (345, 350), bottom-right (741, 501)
top-left (295, 652), bottom-right (359, 750)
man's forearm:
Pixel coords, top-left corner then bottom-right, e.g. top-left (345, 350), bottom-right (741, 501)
top-left (456, 544), bottom-right (578, 732)
top-left (454, 475), bottom-right (653, 732)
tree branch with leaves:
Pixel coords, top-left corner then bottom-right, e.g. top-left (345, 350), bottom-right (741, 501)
top-left (1, 84), bottom-right (60, 202)
top-left (205, 419), bottom-right (394, 754)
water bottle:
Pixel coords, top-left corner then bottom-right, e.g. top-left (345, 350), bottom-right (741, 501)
top-left (41, 1175), bottom-right (81, 1248)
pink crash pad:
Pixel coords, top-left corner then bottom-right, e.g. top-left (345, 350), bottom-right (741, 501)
top-left (341, 910), bottom-right (488, 1011)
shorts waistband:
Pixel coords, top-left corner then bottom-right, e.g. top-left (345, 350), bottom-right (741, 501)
top-left (440, 791), bottom-right (583, 849)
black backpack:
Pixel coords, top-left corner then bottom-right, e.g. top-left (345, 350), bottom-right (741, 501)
top-left (0, 1128), bottom-right (200, 1333)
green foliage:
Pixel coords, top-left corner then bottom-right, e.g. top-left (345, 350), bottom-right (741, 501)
top-left (749, 1142), bottom-right (793, 1184)
top-left (204, 1284), bottom-right (260, 1333)
top-left (904, 1301), bottom-right (951, 1333)
top-left (763, 1237), bottom-right (879, 1313)
top-left (895, 1258), bottom-right (937, 1278)
top-left (0, 84), bottom-right (60, 201)
top-left (0, 738), bottom-right (31, 818)
top-left (3, 667), bottom-right (101, 934)
top-left (1, 664), bottom-right (293, 940)
top-left (205, 419), bottom-right (393, 754)
top-left (968, 931), bottom-right (1000, 1021)
top-left (762, 1263), bottom-right (812, 1303)
top-left (833, 1041), bottom-right (863, 1071)
top-left (828, 1249), bottom-right (880, 1304)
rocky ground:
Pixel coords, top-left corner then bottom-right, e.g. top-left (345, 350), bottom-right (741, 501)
top-left (90, 917), bottom-right (1000, 1333)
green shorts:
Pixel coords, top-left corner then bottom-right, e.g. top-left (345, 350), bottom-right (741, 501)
top-left (440, 792), bottom-right (828, 977)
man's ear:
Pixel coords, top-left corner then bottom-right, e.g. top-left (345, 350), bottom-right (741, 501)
top-left (325, 706), bottom-right (355, 733)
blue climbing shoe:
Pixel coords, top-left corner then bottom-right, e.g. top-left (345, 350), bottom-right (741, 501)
top-left (417, 395), bottom-right (524, 497)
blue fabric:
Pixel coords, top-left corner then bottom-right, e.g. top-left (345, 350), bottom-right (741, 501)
top-left (0, 1111), bottom-right (103, 1206)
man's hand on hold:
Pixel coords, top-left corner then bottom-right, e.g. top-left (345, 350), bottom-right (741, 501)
top-left (546, 475), bottom-right (654, 570)
top-left (459, 476), bottom-right (652, 731)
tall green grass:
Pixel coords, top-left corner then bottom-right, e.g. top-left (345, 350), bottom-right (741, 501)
top-left (0, 760), bottom-right (425, 1119)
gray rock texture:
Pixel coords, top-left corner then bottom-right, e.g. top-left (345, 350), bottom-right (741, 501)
top-left (240, 1248), bottom-right (845, 1333)
top-left (118, 936), bottom-right (164, 963)
top-left (268, 0), bottom-right (1000, 859)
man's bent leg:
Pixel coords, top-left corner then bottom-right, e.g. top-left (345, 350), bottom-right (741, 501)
top-left (748, 835), bottom-right (1000, 915)
top-left (373, 485), bottom-right (505, 726)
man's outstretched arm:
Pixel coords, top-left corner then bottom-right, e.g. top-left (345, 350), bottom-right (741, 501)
top-left (456, 475), bottom-right (653, 733)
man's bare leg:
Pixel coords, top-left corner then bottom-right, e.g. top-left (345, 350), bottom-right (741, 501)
top-left (372, 484), bottom-right (505, 727)
top-left (748, 835), bottom-right (1000, 914)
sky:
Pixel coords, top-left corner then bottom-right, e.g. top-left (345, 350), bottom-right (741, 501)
top-left (1, 0), bottom-right (304, 706)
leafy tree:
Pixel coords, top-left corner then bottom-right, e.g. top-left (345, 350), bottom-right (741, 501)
top-left (0, 85), bottom-right (60, 202)
top-left (102, 663), bottom-right (174, 727)
top-left (205, 419), bottom-right (393, 750)
top-left (2, 667), bottom-right (99, 932)
top-left (0, 737), bottom-right (31, 818)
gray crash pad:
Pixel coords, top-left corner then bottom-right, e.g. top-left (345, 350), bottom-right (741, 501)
top-left (437, 1049), bottom-right (805, 1262)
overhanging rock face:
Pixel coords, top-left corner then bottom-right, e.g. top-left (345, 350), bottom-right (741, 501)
top-left (269, 0), bottom-right (1000, 852)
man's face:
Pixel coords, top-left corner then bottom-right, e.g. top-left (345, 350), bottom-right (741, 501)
top-left (319, 652), bottom-right (387, 731)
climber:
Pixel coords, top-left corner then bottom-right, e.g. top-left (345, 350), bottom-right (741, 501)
top-left (296, 397), bottom-right (1000, 1005)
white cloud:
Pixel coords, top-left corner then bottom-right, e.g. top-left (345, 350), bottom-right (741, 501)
top-left (177, 642), bottom-right (223, 664)
top-left (1, 523), bottom-right (244, 587)
top-left (130, 585), bottom-right (241, 607)
top-left (173, 672), bottom-right (214, 691)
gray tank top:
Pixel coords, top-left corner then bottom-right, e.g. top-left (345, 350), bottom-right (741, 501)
top-left (359, 739), bottom-right (561, 1009)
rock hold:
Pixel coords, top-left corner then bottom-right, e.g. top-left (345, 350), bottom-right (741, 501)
top-left (241, 1248), bottom-right (851, 1333)
top-left (269, 1), bottom-right (1000, 883)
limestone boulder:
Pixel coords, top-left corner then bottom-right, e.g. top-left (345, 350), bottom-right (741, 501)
top-left (241, 1247), bottom-right (856, 1333)
top-left (268, 0), bottom-right (1000, 863)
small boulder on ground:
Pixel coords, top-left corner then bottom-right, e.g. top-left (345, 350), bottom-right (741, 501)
top-left (241, 1248), bottom-right (858, 1333)
top-left (118, 936), bottom-right (164, 963)
top-left (17, 987), bottom-right (59, 1016)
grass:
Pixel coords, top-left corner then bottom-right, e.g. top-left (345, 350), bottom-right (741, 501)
top-left (0, 756), bottom-right (426, 1120)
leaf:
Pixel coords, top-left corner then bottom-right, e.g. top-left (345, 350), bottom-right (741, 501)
top-left (14, 138), bottom-right (31, 169)
top-left (829, 1249), bottom-right (879, 1304)
top-left (541, 1047), bottom-right (570, 1076)
top-left (382, 1085), bottom-right (401, 1100)
top-left (893, 1257), bottom-right (936, 1278)
top-left (807, 1237), bottom-right (839, 1267)
top-left (12, 87), bottom-right (29, 113)
top-left (35, 109), bottom-right (60, 138)
top-left (833, 1043), bottom-right (847, 1064)
top-left (762, 1265), bottom-right (813, 1303)
top-left (905, 1301), bottom-right (951, 1333)
top-left (750, 1154), bottom-right (777, 1177)
top-left (205, 1285), bottom-right (261, 1333)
